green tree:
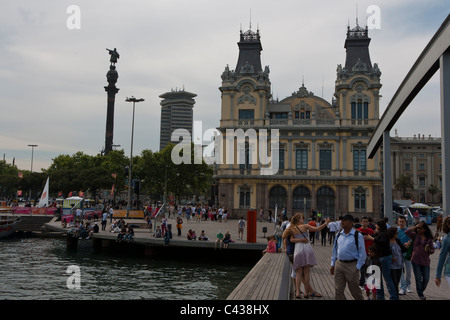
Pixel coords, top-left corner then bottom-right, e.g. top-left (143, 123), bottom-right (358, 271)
top-left (427, 184), bottom-right (438, 203)
top-left (44, 151), bottom-right (127, 199)
top-left (134, 149), bottom-right (160, 197)
top-left (164, 143), bottom-right (213, 203)
top-left (134, 144), bottom-right (213, 204)
top-left (0, 161), bottom-right (19, 199)
top-left (394, 174), bottom-right (414, 199)
top-left (44, 153), bottom-right (81, 196)
top-left (98, 150), bottom-right (129, 199)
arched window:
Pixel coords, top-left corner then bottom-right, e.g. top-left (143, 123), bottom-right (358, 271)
top-left (354, 186), bottom-right (367, 212)
top-left (353, 142), bottom-right (367, 172)
top-left (293, 186), bottom-right (311, 210)
top-left (350, 91), bottom-right (370, 120)
top-left (317, 186), bottom-right (335, 217)
top-left (239, 184), bottom-right (251, 208)
top-left (269, 186), bottom-right (287, 210)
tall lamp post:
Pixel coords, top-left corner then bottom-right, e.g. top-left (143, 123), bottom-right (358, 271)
top-left (125, 96), bottom-right (144, 218)
top-left (28, 144), bottom-right (38, 202)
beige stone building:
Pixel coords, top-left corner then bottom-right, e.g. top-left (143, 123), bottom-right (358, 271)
top-left (390, 133), bottom-right (442, 205)
top-left (215, 24), bottom-right (383, 219)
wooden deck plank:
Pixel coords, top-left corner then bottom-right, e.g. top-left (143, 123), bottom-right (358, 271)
top-left (259, 254), bottom-right (279, 299)
top-left (246, 260), bottom-right (268, 299)
top-left (230, 254), bottom-right (269, 299)
top-left (250, 255), bottom-right (275, 299)
top-left (262, 254), bottom-right (283, 300)
top-left (228, 253), bottom-right (291, 300)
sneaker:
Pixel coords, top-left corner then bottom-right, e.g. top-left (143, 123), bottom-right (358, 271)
top-left (399, 289), bottom-right (406, 295)
top-left (406, 287), bottom-right (412, 293)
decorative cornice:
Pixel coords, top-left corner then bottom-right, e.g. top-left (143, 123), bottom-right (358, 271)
top-left (292, 84), bottom-right (314, 98)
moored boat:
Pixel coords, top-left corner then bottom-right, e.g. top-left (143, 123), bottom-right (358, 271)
top-left (0, 216), bottom-right (20, 239)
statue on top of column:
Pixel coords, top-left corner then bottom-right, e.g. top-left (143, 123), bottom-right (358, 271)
top-left (106, 48), bottom-right (120, 67)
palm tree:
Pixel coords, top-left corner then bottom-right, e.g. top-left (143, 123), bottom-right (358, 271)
top-left (427, 184), bottom-right (438, 203)
top-left (394, 174), bottom-right (414, 199)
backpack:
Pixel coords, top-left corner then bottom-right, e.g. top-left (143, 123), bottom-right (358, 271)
top-left (335, 229), bottom-right (360, 251)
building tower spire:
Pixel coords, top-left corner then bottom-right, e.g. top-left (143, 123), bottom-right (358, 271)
top-left (235, 26), bottom-right (263, 76)
top-left (344, 23), bottom-right (372, 71)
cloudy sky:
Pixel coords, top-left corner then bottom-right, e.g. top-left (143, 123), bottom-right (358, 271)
top-left (1, 0), bottom-right (448, 172)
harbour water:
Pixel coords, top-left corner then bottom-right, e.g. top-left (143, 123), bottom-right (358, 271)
top-left (0, 235), bottom-right (253, 300)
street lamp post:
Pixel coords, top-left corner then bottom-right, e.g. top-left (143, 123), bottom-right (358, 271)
top-left (125, 96), bottom-right (144, 218)
top-left (304, 197), bottom-right (306, 218)
top-left (28, 144), bottom-right (38, 202)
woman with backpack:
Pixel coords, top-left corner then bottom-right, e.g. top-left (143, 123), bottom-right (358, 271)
top-left (365, 220), bottom-right (398, 300)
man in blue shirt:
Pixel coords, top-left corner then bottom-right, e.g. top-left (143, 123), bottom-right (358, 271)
top-left (330, 214), bottom-right (366, 300)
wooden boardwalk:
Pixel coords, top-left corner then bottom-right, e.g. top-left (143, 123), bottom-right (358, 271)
top-left (227, 253), bottom-right (292, 300)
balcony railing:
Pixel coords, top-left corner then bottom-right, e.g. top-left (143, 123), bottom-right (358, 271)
top-left (269, 119), bottom-right (288, 125)
top-left (238, 119), bottom-right (255, 126)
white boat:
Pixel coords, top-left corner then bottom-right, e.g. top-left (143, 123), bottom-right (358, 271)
top-left (0, 216), bottom-right (20, 239)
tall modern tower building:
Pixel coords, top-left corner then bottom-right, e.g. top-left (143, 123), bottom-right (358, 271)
top-left (159, 88), bottom-right (196, 150)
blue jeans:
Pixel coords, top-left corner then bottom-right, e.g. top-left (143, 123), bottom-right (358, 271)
top-left (400, 259), bottom-right (412, 290)
top-left (411, 262), bottom-right (430, 299)
top-left (275, 235), bottom-right (282, 252)
top-left (377, 255), bottom-right (399, 300)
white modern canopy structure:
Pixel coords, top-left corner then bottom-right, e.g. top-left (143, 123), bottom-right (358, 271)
top-left (368, 14), bottom-right (450, 221)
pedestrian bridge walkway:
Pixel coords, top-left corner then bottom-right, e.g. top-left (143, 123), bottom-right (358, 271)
top-left (229, 233), bottom-right (450, 300)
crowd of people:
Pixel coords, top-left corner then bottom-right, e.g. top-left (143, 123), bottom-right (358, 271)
top-left (108, 218), bottom-right (135, 242)
top-left (65, 219), bottom-right (99, 240)
top-left (277, 212), bottom-right (450, 300)
top-left (143, 203), bottom-right (231, 223)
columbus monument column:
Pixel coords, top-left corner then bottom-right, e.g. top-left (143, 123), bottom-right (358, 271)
top-left (104, 48), bottom-right (120, 155)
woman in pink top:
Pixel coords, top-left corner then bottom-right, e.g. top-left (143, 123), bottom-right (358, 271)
top-left (263, 235), bottom-right (277, 254)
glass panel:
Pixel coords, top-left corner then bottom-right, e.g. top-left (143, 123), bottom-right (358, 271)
top-left (296, 149), bottom-right (308, 169)
top-left (238, 110), bottom-right (254, 119)
top-left (351, 102), bottom-right (356, 119)
top-left (319, 150), bottom-right (332, 170)
top-left (364, 102), bottom-right (369, 119)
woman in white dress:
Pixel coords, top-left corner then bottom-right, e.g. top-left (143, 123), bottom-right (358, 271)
top-left (290, 213), bottom-right (330, 299)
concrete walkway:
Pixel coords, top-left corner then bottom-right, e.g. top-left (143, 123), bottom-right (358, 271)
top-left (46, 215), bottom-right (277, 251)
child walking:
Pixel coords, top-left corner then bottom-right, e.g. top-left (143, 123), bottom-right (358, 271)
top-left (364, 245), bottom-right (382, 300)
